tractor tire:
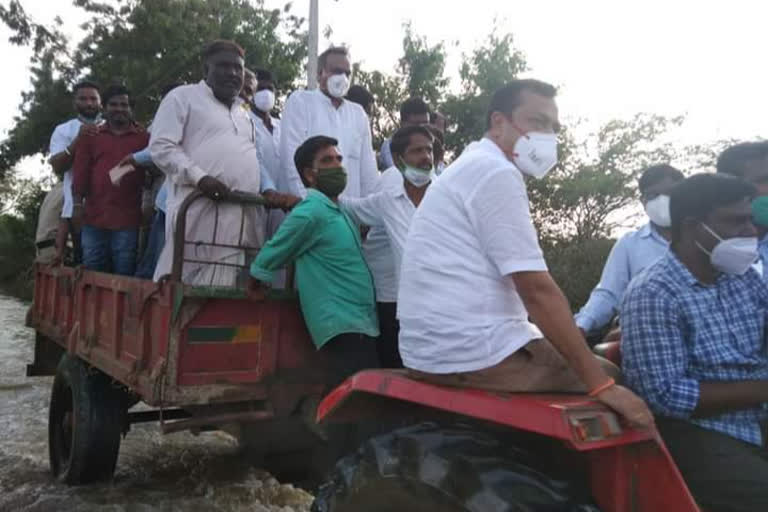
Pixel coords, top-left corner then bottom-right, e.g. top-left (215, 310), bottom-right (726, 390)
top-left (48, 354), bottom-right (124, 485)
top-left (312, 422), bottom-right (600, 512)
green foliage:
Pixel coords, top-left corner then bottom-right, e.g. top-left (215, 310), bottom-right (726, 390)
top-left (0, 0), bottom-right (307, 178)
top-left (354, 23), bottom-right (450, 149)
top-left (543, 237), bottom-right (615, 312)
top-left (397, 22), bottom-right (448, 106)
top-left (529, 114), bottom-right (685, 243)
top-left (0, 176), bottom-right (46, 299)
top-left (442, 29), bottom-right (528, 154)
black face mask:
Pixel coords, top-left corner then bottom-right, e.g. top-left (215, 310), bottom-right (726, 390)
top-left (314, 167), bottom-right (347, 197)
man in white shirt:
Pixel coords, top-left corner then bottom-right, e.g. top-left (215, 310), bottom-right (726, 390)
top-left (150, 40), bottom-right (284, 286)
top-left (341, 125), bottom-right (435, 367)
top-left (278, 46), bottom-right (378, 199)
top-left (398, 80), bottom-right (653, 429)
top-left (278, 45), bottom-right (385, 306)
top-left (48, 81), bottom-right (102, 263)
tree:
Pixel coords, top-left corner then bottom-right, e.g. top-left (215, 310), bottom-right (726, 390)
top-left (528, 114), bottom-right (685, 243)
top-left (397, 22), bottom-right (448, 106)
top-left (442, 28), bottom-right (528, 154)
top-left (353, 22), bottom-right (450, 149)
top-left (0, 0), bottom-right (307, 180)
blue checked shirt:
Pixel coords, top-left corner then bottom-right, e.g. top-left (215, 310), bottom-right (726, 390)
top-left (621, 250), bottom-right (768, 446)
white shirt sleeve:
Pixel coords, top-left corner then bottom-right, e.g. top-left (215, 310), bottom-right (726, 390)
top-left (278, 91), bottom-right (309, 198)
top-left (466, 169), bottom-right (547, 276)
top-left (358, 112), bottom-right (380, 197)
top-left (149, 91), bottom-right (208, 186)
top-left (48, 124), bottom-right (70, 156)
top-left (339, 192), bottom-right (386, 227)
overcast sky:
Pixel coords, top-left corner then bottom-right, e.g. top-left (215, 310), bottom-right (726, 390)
top-left (1, 0), bottom-right (766, 177)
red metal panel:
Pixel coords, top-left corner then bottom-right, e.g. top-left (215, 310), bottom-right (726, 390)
top-left (588, 439), bottom-right (700, 512)
top-left (317, 370), bottom-right (652, 449)
top-left (176, 297), bottom-right (313, 386)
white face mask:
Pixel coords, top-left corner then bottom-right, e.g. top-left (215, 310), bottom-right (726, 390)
top-left (512, 131), bottom-right (558, 179)
top-left (326, 73), bottom-right (351, 99)
top-left (645, 194), bottom-right (671, 228)
top-left (403, 164), bottom-right (433, 187)
top-left (252, 89), bottom-right (275, 113)
top-left (696, 223), bottom-right (758, 275)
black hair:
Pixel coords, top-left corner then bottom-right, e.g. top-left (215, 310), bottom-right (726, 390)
top-left (318, 46), bottom-right (349, 70)
top-left (670, 173), bottom-right (757, 241)
top-left (73, 80), bottom-right (101, 94)
top-left (638, 164), bottom-right (685, 194)
top-left (400, 97), bottom-right (430, 123)
top-left (203, 39), bottom-right (245, 60)
top-left (390, 125), bottom-right (434, 161)
top-left (294, 135), bottom-right (339, 187)
top-left (486, 79), bottom-right (557, 130)
top-left (346, 85), bottom-right (374, 111)
top-left (716, 141), bottom-right (768, 178)
top-left (101, 84), bottom-right (131, 106)
top-left (254, 68), bottom-right (274, 83)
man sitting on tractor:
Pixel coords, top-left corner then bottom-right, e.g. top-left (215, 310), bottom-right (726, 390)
top-left (247, 135), bottom-right (380, 389)
top-left (397, 79), bottom-right (654, 429)
top-left (621, 173), bottom-right (768, 512)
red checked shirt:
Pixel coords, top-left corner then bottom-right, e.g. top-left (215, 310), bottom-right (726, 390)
top-left (73, 123), bottom-right (149, 229)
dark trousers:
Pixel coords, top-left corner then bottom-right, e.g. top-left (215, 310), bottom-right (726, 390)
top-left (81, 225), bottom-right (138, 276)
top-left (135, 210), bottom-right (165, 279)
top-left (657, 417), bottom-right (768, 512)
top-left (322, 333), bottom-right (379, 392)
top-left (376, 302), bottom-right (403, 368)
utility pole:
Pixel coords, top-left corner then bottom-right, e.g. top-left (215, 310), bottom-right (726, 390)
top-left (307, 0), bottom-right (319, 90)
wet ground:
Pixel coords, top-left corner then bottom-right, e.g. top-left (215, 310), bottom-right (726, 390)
top-left (0, 295), bottom-right (314, 512)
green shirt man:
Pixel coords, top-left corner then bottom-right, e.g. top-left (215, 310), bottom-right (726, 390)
top-left (248, 135), bottom-right (379, 387)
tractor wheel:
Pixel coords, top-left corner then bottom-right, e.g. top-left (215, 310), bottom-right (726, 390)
top-left (48, 354), bottom-right (124, 485)
top-left (312, 422), bottom-right (600, 512)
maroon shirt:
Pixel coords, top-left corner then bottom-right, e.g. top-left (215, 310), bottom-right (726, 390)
top-left (73, 124), bottom-right (150, 230)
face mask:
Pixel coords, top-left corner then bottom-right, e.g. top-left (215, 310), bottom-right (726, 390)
top-left (403, 164), bottom-right (432, 187)
top-left (696, 223), bottom-right (758, 275)
top-left (326, 73), bottom-right (351, 99)
top-left (434, 161), bottom-right (446, 176)
top-left (512, 129), bottom-right (558, 179)
top-left (752, 196), bottom-right (768, 228)
top-left (314, 166), bottom-right (347, 197)
top-left (252, 89), bottom-right (275, 113)
top-left (645, 194), bottom-right (671, 228)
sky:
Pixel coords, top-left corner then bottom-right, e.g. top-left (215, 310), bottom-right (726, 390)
top-left (1, 0), bottom-right (766, 180)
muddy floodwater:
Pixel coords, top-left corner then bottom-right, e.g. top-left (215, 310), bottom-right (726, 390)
top-left (0, 295), bottom-right (314, 512)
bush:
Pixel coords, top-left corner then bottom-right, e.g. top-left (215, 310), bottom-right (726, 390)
top-left (543, 237), bottom-right (615, 312)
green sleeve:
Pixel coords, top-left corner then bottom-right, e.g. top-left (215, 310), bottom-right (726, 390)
top-left (249, 202), bottom-right (319, 281)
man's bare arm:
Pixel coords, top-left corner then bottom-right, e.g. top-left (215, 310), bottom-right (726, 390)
top-left (510, 270), bottom-right (655, 428)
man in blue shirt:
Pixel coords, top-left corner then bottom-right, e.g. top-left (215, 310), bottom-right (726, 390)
top-left (575, 164), bottom-right (684, 337)
top-left (621, 173), bottom-right (768, 512)
top-left (716, 141), bottom-right (768, 272)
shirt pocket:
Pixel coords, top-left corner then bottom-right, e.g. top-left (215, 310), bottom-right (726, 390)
top-left (341, 134), bottom-right (362, 164)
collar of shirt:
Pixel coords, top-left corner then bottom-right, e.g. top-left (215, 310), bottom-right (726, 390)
top-left (198, 80), bottom-right (247, 112)
top-left (306, 188), bottom-right (340, 210)
top-left (639, 222), bottom-right (669, 245)
top-left (312, 88), bottom-right (345, 109)
top-left (98, 122), bottom-right (142, 136)
top-left (666, 248), bottom-right (745, 289)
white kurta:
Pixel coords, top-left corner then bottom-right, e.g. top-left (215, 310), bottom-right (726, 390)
top-left (278, 89), bottom-right (389, 298)
top-left (278, 88), bottom-right (379, 198)
top-left (150, 81), bottom-right (264, 286)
